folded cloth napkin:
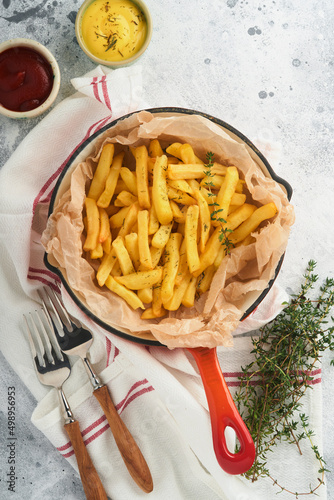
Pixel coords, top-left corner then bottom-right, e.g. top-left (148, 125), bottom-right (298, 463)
top-left (0, 65), bottom-right (326, 500)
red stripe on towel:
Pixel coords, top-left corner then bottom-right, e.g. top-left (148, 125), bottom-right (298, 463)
top-left (105, 338), bottom-right (120, 367)
top-left (57, 379), bottom-right (154, 457)
top-left (27, 275), bottom-right (59, 291)
top-left (92, 76), bottom-right (103, 105)
top-left (81, 415), bottom-right (107, 437)
top-left (32, 116), bottom-right (111, 214)
top-left (119, 386), bottom-right (155, 415)
top-left (101, 75), bottom-right (112, 111)
top-left (28, 267), bottom-right (61, 281)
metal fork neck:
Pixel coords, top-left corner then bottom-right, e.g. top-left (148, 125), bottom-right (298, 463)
top-left (83, 357), bottom-right (103, 390)
top-left (58, 388), bottom-right (75, 425)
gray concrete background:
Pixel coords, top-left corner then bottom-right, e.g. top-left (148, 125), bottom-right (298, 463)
top-left (0, 0), bottom-right (333, 499)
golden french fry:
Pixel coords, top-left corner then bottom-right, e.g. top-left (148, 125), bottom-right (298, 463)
top-left (102, 234), bottom-right (112, 254)
top-left (193, 203), bottom-right (257, 277)
top-left (170, 200), bottom-right (186, 223)
top-left (193, 189), bottom-right (211, 253)
top-left (179, 143), bottom-right (197, 164)
top-left (229, 202), bottom-right (278, 245)
top-left (88, 143), bottom-right (114, 201)
top-left (175, 238), bottom-right (188, 286)
top-left (151, 222), bottom-right (173, 249)
top-left (150, 246), bottom-right (164, 268)
top-left (187, 179), bottom-right (201, 191)
top-left (96, 248), bottom-right (117, 286)
top-left (181, 275), bottom-right (197, 308)
top-left (165, 272), bottom-right (192, 311)
top-left (83, 197), bottom-right (100, 251)
top-left (213, 166), bottom-right (239, 224)
top-left (167, 164), bottom-right (206, 180)
top-left (226, 203), bottom-right (257, 229)
top-left (98, 207), bottom-right (111, 243)
top-left (138, 210), bottom-right (153, 269)
top-left (141, 307), bottom-right (167, 319)
top-left (152, 274), bottom-right (163, 316)
top-left (202, 190), bottom-right (245, 212)
top-left (134, 145), bottom-right (150, 209)
top-left (97, 151), bottom-right (124, 208)
top-left (201, 174), bottom-right (245, 193)
top-left (113, 179), bottom-right (128, 195)
top-left (124, 233), bottom-right (141, 270)
top-left (168, 163), bottom-right (227, 180)
top-left (196, 265), bottom-right (216, 294)
top-left (110, 260), bottom-right (122, 277)
top-left (137, 287), bottom-right (153, 304)
top-left (185, 205), bottom-right (200, 273)
top-left (167, 185), bottom-right (196, 205)
top-left (148, 203), bottom-right (160, 235)
top-left (161, 232), bottom-right (182, 305)
top-left (166, 142), bottom-right (203, 164)
top-left (109, 206), bottom-right (131, 229)
top-left (167, 179), bottom-right (194, 195)
top-left (152, 155), bottom-right (173, 225)
top-left (120, 167), bottom-right (138, 195)
top-left (149, 139), bottom-right (164, 157)
top-left (112, 236), bottom-right (135, 275)
top-left (213, 245), bottom-right (226, 268)
top-left (115, 268), bottom-right (163, 290)
top-left (105, 276), bottom-right (145, 310)
top-left (114, 190), bottom-right (138, 207)
top-left (231, 193), bottom-right (247, 206)
top-left (90, 243), bottom-right (103, 260)
top-left (147, 157), bottom-right (155, 176)
top-left (165, 142), bottom-right (183, 159)
top-left (117, 202), bottom-right (139, 238)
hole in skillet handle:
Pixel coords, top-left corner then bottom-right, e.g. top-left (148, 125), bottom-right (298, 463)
top-left (188, 346), bottom-right (256, 475)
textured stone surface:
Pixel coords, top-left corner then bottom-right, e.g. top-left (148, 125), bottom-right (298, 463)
top-left (0, 0), bottom-right (333, 498)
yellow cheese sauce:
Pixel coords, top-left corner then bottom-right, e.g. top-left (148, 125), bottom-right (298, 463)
top-left (81, 0), bottom-right (147, 62)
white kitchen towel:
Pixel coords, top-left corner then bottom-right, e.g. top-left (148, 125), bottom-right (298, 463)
top-left (0, 65), bottom-right (326, 500)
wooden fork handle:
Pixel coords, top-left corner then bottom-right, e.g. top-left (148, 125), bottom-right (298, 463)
top-left (64, 420), bottom-right (108, 500)
top-left (93, 385), bottom-right (153, 493)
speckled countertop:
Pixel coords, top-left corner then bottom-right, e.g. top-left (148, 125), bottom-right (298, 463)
top-left (0, 1), bottom-right (333, 499)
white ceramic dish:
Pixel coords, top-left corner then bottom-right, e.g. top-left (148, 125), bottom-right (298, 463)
top-left (75, 0), bottom-right (153, 68)
top-left (0, 38), bottom-right (60, 119)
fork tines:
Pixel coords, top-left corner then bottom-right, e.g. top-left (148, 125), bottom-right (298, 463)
top-left (24, 309), bottom-right (68, 372)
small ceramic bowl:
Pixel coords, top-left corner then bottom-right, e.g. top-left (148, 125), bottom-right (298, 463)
top-left (75, 0), bottom-right (152, 68)
top-left (0, 38), bottom-right (60, 119)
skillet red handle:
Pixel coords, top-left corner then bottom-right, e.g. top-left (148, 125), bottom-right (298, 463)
top-left (188, 346), bottom-right (255, 475)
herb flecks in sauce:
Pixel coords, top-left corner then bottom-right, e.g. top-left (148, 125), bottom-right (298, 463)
top-left (81, 0), bottom-right (147, 62)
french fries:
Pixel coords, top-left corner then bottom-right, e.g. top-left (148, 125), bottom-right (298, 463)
top-left (152, 155), bottom-right (173, 225)
top-left (82, 141), bottom-right (278, 317)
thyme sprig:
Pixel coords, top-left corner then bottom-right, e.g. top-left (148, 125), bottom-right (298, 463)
top-left (203, 152), bottom-right (234, 253)
top-left (235, 260), bottom-right (334, 496)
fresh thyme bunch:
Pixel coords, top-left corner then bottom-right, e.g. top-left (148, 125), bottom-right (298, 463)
top-left (235, 260), bottom-right (334, 495)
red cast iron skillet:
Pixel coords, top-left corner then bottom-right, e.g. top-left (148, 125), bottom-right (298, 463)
top-left (44, 107), bottom-right (292, 475)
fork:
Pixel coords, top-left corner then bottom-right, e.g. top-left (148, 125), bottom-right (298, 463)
top-left (39, 287), bottom-right (153, 494)
top-left (24, 310), bottom-right (108, 500)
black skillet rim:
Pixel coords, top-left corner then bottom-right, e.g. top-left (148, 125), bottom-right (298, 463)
top-left (44, 107), bottom-right (293, 346)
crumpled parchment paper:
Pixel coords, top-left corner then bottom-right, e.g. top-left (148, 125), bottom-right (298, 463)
top-left (42, 111), bottom-right (295, 348)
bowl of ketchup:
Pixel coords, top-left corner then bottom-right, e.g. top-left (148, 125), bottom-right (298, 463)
top-left (0, 38), bottom-right (60, 119)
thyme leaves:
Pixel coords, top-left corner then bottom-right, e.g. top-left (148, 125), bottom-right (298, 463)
top-left (235, 260), bottom-right (334, 496)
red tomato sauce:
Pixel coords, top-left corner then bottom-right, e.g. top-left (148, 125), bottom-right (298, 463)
top-left (0, 47), bottom-right (54, 112)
